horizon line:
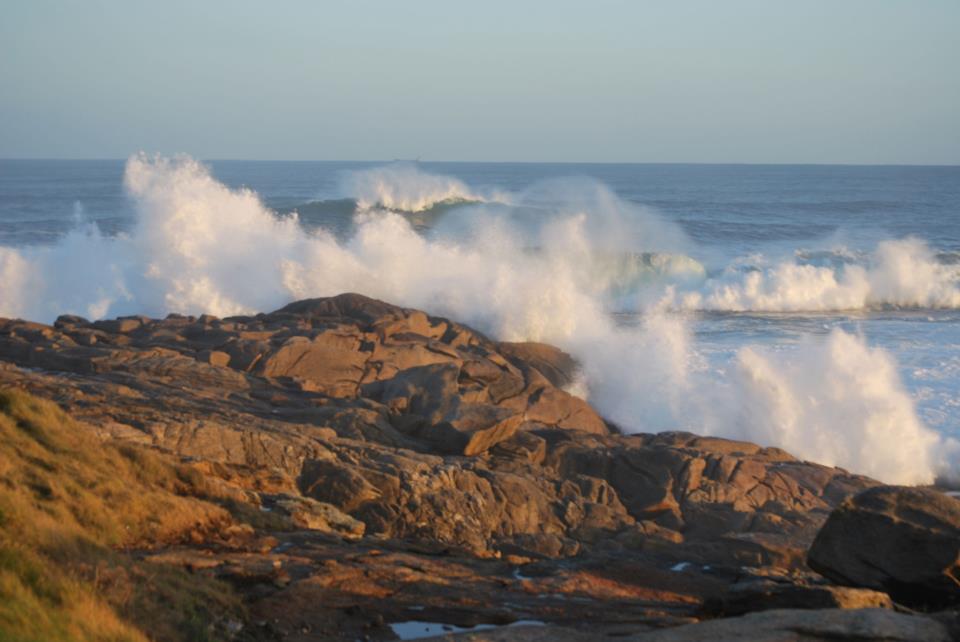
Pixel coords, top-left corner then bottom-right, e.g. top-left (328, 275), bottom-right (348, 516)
top-left (2, 156), bottom-right (959, 168)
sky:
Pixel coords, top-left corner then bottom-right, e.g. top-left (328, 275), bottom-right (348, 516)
top-left (1, 0), bottom-right (958, 164)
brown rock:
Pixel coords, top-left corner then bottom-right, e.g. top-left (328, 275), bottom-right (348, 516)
top-left (490, 431), bottom-right (548, 465)
top-left (198, 349), bottom-right (231, 367)
top-left (497, 342), bottom-right (578, 389)
top-left (444, 405), bottom-right (524, 456)
top-left (808, 485), bottom-right (960, 608)
top-left (722, 580), bottom-right (894, 615)
top-left (299, 459), bottom-right (383, 513)
top-left (628, 608), bottom-right (952, 642)
top-left (258, 332), bottom-right (368, 396)
top-left (92, 317), bottom-right (143, 334)
top-left (0, 292), bottom-right (889, 634)
top-left (273, 495), bottom-right (365, 538)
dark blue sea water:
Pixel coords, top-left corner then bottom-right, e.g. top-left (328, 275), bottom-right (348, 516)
top-left (3, 160), bottom-right (959, 249)
top-left (1, 158), bottom-right (959, 481)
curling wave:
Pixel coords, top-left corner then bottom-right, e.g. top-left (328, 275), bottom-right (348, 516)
top-left (341, 163), bottom-right (503, 213)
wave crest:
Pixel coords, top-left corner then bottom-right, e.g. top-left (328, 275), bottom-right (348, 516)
top-left (342, 163), bottom-right (498, 212)
top-left (672, 238), bottom-right (960, 312)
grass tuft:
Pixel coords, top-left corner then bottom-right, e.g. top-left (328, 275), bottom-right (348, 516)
top-left (0, 389), bottom-right (246, 642)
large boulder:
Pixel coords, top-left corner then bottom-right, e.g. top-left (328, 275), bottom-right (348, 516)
top-left (808, 485), bottom-right (960, 608)
top-left (542, 429), bottom-right (876, 568)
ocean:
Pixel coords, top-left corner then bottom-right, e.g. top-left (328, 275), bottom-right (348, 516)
top-left (1, 157), bottom-right (959, 485)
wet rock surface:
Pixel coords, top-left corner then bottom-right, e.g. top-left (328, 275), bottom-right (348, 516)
top-left (0, 293), bottom-right (951, 640)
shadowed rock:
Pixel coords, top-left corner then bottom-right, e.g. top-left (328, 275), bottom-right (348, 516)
top-left (808, 485), bottom-right (960, 608)
top-left (720, 580), bottom-right (893, 615)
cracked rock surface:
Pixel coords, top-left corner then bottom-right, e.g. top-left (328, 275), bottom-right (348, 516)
top-left (2, 292), bottom-right (955, 641)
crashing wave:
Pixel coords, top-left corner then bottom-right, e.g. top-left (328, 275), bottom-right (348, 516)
top-left (341, 163), bottom-right (503, 213)
top-left (593, 251), bottom-right (707, 289)
top-left (0, 153), bottom-right (956, 485)
top-left (670, 238), bottom-right (960, 312)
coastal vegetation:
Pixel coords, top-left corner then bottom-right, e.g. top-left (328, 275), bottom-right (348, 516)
top-left (0, 390), bottom-right (243, 642)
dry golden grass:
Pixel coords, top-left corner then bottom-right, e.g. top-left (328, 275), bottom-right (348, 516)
top-left (0, 390), bottom-right (245, 642)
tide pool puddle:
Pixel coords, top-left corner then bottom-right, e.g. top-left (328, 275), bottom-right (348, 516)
top-left (389, 619), bottom-right (545, 640)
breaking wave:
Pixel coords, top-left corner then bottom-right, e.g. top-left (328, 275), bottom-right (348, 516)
top-left (669, 239), bottom-right (960, 312)
top-left (0, 153), bottom-right (956, 485)
top-left (341, 163), bottom-right (502, 213)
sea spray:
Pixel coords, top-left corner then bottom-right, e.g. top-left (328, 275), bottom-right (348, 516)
top-left (0, 247), bottom-right (31, 319)
top-left (0, 153), bottom-right (954, 485)
top-left (673, 238), bottom-right (960, 312)
top-left (343, 163), bottom-right (501, 212)
top-left (730, 330), bottom-right (942, 483)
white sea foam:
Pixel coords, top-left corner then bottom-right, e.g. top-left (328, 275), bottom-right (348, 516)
top-left (728, 330), bottom-right (944, 481)
top-left (0, 154), bottom-right (955, 485)
top-left (671, 238), bottom-right (960, 312)
top-left (342, 163), bottom-right (500, 212)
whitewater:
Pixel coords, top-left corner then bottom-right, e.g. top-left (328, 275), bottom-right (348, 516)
top-left (1, 154), bottom-right (959, 485)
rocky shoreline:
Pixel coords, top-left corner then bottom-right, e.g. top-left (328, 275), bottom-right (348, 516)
top-left (0, 293), bottom-right (957, 641)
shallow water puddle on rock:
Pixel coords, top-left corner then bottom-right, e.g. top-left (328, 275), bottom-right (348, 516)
top-left (389, 620), bottom-right (546, 640)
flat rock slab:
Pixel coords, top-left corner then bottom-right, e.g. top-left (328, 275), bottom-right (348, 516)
top-left (721, 580), bottom-right (893, 615)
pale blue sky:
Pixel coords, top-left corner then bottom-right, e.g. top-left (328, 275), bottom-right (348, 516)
top-left (2, 0), bottom-right (958, 163)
